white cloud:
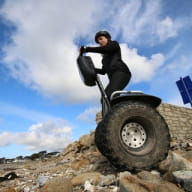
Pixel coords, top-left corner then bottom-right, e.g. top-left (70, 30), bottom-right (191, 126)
top-left (76, 106), bottom-right (100, 123)
top-left (0, 119), bottom-right (73, 152)
top-left (0, 132), bottom-right (14, 146)
top-left (0, 0), bottom-right (190, 104)
top-left (109, 0), bottom-right (188, 45)
top-left (156, 16), bottom-right (183, 42)
top-left (0, 101), bottom-right (73, 152)
top-left (110, 0), bottom-right (162, 44)
top-left (1, 0), bottom-right (100, 103)
top-left (120, 44), bottom-right (165, 83)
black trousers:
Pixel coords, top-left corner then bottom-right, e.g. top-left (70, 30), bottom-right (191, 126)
top-left (105, 71), bottom-right (131, 100)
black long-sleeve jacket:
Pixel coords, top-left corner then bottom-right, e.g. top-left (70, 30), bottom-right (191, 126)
top-left (85, 40), bottom-right (131, 78)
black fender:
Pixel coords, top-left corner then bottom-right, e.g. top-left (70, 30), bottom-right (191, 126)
top-left (110, 94), bottom-right (161, 108)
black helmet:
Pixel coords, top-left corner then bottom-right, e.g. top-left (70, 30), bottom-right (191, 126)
top-left (95, 30), bottom-right (111, 43)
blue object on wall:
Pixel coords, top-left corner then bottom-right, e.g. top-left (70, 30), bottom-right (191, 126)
top-left (176, 76), bottom-right (192, 106)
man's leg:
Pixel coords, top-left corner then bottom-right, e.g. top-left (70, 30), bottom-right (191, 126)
top-left (105, 71), bottom-right (131, 100)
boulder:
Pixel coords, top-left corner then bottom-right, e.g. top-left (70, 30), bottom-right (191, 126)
top-left (169, 152), bottom-right (192, 170)
top-left (137, 170), bottom-right (162, 184)
top-left (173, 170), bottom-right (192, 192)
top-left (41, 176), bottom-right (73, 192)
top-left (119, 171), bottom-right (184, 192)
top-left (154, 182), bottom-right (184, 192)
top-left (159, 152), bottom-right (192, 181)
top-left (120, 174), bottom-right (151, 192)
top-left (79, 132), bottom-right (95, 147)
top-left (181, 151), bottom-right (192, 162)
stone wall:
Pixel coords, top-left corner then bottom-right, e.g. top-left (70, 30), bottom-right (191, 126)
top-left (96, 103), bottom-right (192, 140)
top-left (157, 103), bottom-right (192, 140)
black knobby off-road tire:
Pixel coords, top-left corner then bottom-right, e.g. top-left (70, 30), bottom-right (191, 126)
top-left (95, 101), bottom-right (170, 171)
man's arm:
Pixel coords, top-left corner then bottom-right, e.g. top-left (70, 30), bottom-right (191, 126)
top-left (85, 41), bottom-right (119, 54)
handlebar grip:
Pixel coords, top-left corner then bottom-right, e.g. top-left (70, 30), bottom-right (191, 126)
top-left (79, 46), bottom-right (85, 56)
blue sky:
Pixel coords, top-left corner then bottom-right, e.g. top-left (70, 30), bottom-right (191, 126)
top-left (0, 0), bottom-right (192, 158)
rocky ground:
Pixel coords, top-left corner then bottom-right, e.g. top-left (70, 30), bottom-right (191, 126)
top-left (0, 131), bottom-right (192, 192)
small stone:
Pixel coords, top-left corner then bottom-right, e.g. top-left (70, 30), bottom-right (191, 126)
top-left (84, 180), bottom-right (96, 192)
top-left (23, 186), bottom-right (31, 192)
top-left (151, 170), bottom-right (161, 176)
top-left (188, 142), bottom-right (192, 147)
top-left (71, 159), bottom-right (90, 170)
top-left (99, 174), bottom-right (116, 186)
top-left (180, 142), bottom-right (188, 149)
top-left (37, 175), bottom-right (50, 186)
top-left (71, 172), bottom-right (102, 186)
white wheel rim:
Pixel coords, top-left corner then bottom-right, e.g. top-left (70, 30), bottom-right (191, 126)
top-left (121, 122), bottom-right (147, 148)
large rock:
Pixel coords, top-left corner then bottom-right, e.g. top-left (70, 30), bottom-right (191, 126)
top-left (41, 176), bottom-right (73, 192)
top-left (154, 182), bottom-right (184, 192)
top-left (119, 171), bottom-right (184, 192)
top-left (159, 151), bottom-right (192, 171)
top-left (181, 151), bottom-right (192, 162)
top-left (79, 132), bottom-right (95, 147)
top-left (159, 152), bottom-right (192, 181)
top-left (173, 170), bottom-right (192, 192)
top-left (137, 170), bottom-right (162, 184)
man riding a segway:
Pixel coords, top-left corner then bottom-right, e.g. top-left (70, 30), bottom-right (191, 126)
top-left (80, 30), bottom-right (132, 101)
top-left (77, 30), bottom-right (170, 171)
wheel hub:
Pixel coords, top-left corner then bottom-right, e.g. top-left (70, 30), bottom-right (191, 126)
top-left (121, 122), bottom-right (147, 148)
